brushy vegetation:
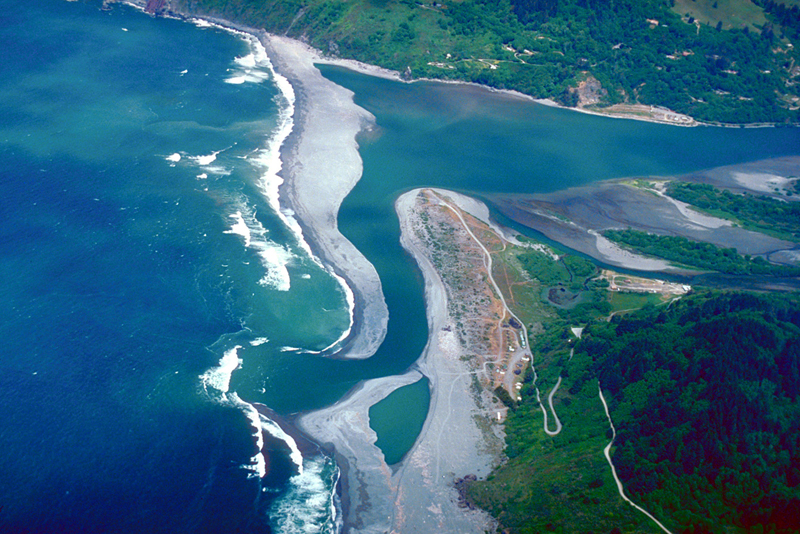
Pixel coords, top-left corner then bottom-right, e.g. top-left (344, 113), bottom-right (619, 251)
top-left (474, 243), bottom-right (706, 532)
top-left (170, 0), bottom-right (800, 124)
top-left (573, 291), bottom-right (800, 533)
top-left (473, 231), bottom-right (800, 533)
top-left (470, 245), bottom-right (659, 533)
top-left (667, 181), bottom-right (800, 240)
top-left (603, 228), bottom-right (800, 276)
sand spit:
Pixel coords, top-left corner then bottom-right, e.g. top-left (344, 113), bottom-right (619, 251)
top-left (260, 35), bottom-right (388, 360)
top-left (299, 189), bottom-right (505, 533)
top-left (118, 0), bottom-right (390, 360)
top-left (677, 156), bottom-right (800, 199)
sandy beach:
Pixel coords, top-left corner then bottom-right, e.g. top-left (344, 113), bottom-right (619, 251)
top-left (114, 4), bottom-right (508, 529)
top-left (299, 189), bottom-right (507, 533)
top-left (252, 30), bottom-right (505, 532)
top-left (258, 34), bottom-right (389, 360)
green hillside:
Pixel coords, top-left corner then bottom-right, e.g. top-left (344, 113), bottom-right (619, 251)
top-left (171, 0), bottom-right (800, 123)
top-left (576, 292), bottom-right (800, 532)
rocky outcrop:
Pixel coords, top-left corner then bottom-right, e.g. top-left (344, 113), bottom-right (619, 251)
top-left (144, 0), bottom-right (168, 15)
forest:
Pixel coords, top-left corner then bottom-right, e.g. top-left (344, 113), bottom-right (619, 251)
top-left (573, 291), bottom-right (800, 532)
top-left (171, 0), bottom-right (800, 124)
top-left (603, 228), bottom-right (800, 276)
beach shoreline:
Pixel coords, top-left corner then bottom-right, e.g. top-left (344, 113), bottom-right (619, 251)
top-left (297, 188), bottom-right (507, 533)
top-left (258, 33), bottom-right (390, 360)
top-left (120, 0), bottom-right (797, 131)
top-left (119, 0), bottom-right (389, 361)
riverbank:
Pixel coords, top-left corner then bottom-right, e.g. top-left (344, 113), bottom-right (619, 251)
top-left (488, 158), bottom-right (800, 275)
top-left (299, 189), bottom-right (508, 533)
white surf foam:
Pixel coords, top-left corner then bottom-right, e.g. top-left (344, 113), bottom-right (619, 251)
top-left (190, 149), bottom-right (224, 166)
top-left (199, 345), bottom-right (242, 396)
top-left (223, 200), bottom-right (293, 291)
top-left (269, 456), bottom-right (340, 534)
top-left (235, 53), bottom-right (257, 69)
top-left (224, 211), bottom-right (252, 247)
top-left (200, 165), bottom-right (231, 176)
top-left (260, 415), bottom-right (304, 474)
top-left (249, 53), bottom-right (356, 347)
top-left (224, 49), bottom-right (273, 84)
top-left (256, 244), bottom-right (292, 291)
top-left (230, 392), bottom-right (267, 479)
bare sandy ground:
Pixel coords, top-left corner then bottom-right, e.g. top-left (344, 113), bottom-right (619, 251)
top-left (490, 158), bottom-right (800, 272)
top-left (260, 35), bottom-right (389, 360)
top-left (257, 31), bottom-right (504, 534)
top-left (298, 190), bottom-right (505, 533)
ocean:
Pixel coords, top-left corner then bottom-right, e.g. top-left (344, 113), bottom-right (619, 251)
top-left (2, 1), bottom-right (800, 533)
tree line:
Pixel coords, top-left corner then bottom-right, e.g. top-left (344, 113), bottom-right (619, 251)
top-left (573, 291), bottom-right (800, 532)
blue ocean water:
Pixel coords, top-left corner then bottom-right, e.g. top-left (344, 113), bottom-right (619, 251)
top-left (4, 2), bottom-right (800, 533)
top-left (0, 1), bottom-right (352, 532)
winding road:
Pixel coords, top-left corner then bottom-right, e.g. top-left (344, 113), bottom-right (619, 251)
top-left (435, 193), bottom-right (563, 437)
top-left (599, 386), bottom-right (673, 534)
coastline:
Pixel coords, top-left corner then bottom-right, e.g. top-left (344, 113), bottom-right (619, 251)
top-left (258, 33), bottom-right (389, 360)
top-left (52, 4), bottom-right (800, 533)
top-left (121, 1), bottom-right (797, 131)
top-left (152, 8), bottom-right (503, 530)
top-left (120, 0), bottom-right (389, 361)
top-left (299, 188), bottom-right (508, 533)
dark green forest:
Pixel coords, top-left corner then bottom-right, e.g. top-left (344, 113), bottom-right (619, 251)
top-left (574, 291), bottom-right (800, 532)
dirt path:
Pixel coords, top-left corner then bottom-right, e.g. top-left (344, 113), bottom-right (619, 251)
top-left (599, 387), bottom-right (673, 534)
top-left (435, 195), bottom-right (532, 398)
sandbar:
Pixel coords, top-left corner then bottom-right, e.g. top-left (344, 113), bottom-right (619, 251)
top-left (258, 34), bottom-right (389, 360)
top-left (299, 189), bottom-right (507, 533)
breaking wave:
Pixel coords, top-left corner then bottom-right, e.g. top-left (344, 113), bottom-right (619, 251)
top-left (269, 455), bottom-right (341, 534)
top-left (224, 202), bottom-right (293, 292)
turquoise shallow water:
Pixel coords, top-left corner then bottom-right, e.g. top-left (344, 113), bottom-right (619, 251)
top-left (2, 2), bottom-right (800, 533)
top-left (369, 378), bottom-right (430, 465)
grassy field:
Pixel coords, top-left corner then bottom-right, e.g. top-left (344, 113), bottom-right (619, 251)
top-left (607, 291), bottom-right (667, 313)
top-left (671, 0), bottom-right (768, 31)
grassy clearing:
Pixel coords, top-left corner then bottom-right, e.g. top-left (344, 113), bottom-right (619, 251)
top-left (671, 0), bottom-right (768, 31)
top-left (608, 291), bottom-right (668, 313)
